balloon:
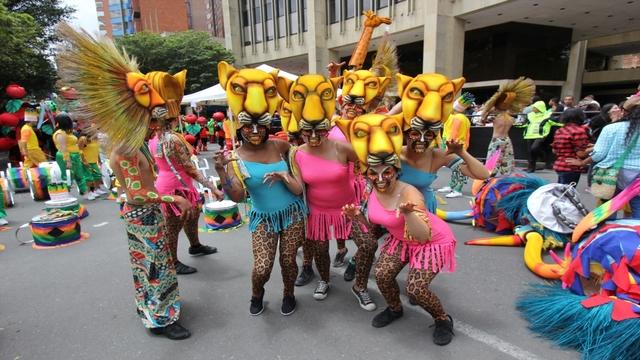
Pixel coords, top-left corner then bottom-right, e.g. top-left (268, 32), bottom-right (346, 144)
top-left (5, 84), bottom-right (26, 99)
top-left (0, 112), bottom-right (19, 127)
top-left (184, 134), bottom-right (196, 144)
top-left (213, 112), bottom-right (225, 121)
top-left (60, 86), bottom-right (78, 100)
top-left (185, 114), bottom-right (197, 124)
top-left (197, 116), bottom-right (207, 124)
top-left (0, 137), bottom-right (17, 151)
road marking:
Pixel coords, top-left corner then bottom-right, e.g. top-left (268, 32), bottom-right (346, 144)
top-left (93, 222), bottom-right (109, 228)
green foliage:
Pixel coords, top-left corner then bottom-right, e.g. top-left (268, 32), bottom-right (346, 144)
top-left (116, 31), bottom-right (234, 94)
top-left (0, 0), bottom-right (73, 95)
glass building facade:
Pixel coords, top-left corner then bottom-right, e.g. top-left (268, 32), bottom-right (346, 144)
top-left (109, 0), bottom-right (135, 37)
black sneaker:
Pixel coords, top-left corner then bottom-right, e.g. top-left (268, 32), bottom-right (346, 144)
top-left (295, 265), bottom-right (315, 286)
top-left (250, 290), bottom-right (265, 316)
top-left (351, 286), bottom-right (376, 311)
top-left (432, 315), bottom-right (454, 346)
top-left (372, 307), bottom-right (403, 328)
top-left (281, 295), bottom-right (296, 316)
top-left (188, 244), bottom-right (218, 256)
top-left (333, 248), bottom-right (348, 267)
top-left (149, 322), bottom-right (191, 340)
top-left (175, 261), bottom-right (197, 275)
top-left (343, 258), bottom-right (356, 282)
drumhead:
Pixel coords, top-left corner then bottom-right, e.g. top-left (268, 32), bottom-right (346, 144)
top-left (205, 200), bottom-right (237, 211)
top-left (45, 198), bottom-right (78, 207)
top-left (31, 214), bottom-right (77, 224)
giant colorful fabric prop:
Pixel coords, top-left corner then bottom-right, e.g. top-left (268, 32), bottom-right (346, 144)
top-left (56, 23), bottom-right (165, 155)
top-left (516, 177), bottom-right (640, 360)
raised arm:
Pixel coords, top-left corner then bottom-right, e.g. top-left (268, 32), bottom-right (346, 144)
top-left (398, 186), bottom-right (431, 243)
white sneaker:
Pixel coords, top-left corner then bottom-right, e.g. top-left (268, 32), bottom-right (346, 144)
top-left (313, 281), bottom-right (330, 300)
top-left (94, 188), bottom-right (108, 196)
top-left (0, 218), bottom-right (8, 226)
top-left (85, 191), bottom-right (97, 201)
top-left (445, 191), bottom-right (462, 198)
top-left (437, 186), bottom-right (452, 193)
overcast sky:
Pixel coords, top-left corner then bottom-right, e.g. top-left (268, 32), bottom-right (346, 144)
top-left (62, 0), bottom-right (99, 34)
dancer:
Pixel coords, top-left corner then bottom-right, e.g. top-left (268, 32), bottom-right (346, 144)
top-left (438, 93), bottom-right (474, 198)
top-left (395, 73), bottom-right (489, 213)
top-left (277, 74), bottom-right (378, 310)
top-left (19, 114), bottom-right (46, 168)
top-left (480, 77), bottom-right (536, 176)
top-left (52, 113), bottom-right (88, 195)
top-left (58, 23), bottom-right (191, 339)
top-left (214, 61), bottom-right (306, 316)
top-left (340, 113), bottom-right (457, 345)
top-left (146, 70), bottom-right (223, 275)
top-left (79, 130), bottom-right (108, 199)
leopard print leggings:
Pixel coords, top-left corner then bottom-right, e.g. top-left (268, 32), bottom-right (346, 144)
top-left (252, 218), bottom-right (305, 297)
top-left (307, 223), bottom-right (377, 289)
top-left (375, 242), bottom-right (448, 321)
top-left (301, 239), bottom-right (347, 267)
top-left (164, 210), bottom-right (202, 264)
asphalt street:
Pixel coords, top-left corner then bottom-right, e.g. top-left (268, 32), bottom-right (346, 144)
top-left (0, 150), bottom-right (590, 360)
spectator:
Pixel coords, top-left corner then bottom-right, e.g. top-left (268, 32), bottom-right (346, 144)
top-left (551, 108), bottom-right (590, 186)
top-left (589, 103), bottom-right (616, 141)
top-left (524, 101), bottom-right (560, 172)
top-left (562, 95), bottom-right (575, 110)
top-left (548, 97), bottom-right (564, 121)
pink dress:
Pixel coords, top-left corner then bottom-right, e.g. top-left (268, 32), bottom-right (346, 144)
top-left (328, 126), bottom-right (347, 142)
top-left (149, 135), bottom-right (200, 216)
top-left (295, 150), bottom-right (357, 241)
top-left (367, 191), bottom-right (457, 272)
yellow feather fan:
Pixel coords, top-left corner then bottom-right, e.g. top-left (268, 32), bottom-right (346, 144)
top-left (56, 23), bottom-right (161, 155)
top-left (481, 77), bottom-right (536, 123)
top-left (370, 32), bottom-right (399, 96)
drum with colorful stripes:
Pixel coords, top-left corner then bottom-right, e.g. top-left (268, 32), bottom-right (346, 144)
top-left (45, 197), bottom-right (89, 219)
top-left (6, 166), bottom-right (28, 191)
top-left (204, 200), bottom-right (242, 230)
top-left (28, 167), bottom-right (52, 201)
top-left (1, 177), bottom-right (14, 207)
top-left (29, 214), bottom-right (83, 248)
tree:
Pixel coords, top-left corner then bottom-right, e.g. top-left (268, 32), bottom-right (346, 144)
top-left (0, 0), bottom-right (73, 95)
top-left (116, 31), bottom-right (235, 94)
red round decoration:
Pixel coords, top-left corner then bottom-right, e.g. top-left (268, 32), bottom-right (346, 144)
top-left (213, 112), bottom-right (225, 121)
top-left (0, 112), bottom-right (19, 127)
top-left (185, 114), bottom-right (197, 124)
top-left (6, 84), bottom-right (26, 99)
top-left (60, 86), bottom-right (78, 100)
top-left (0, 137), bottom-right (17, 151)
top-left (184, 134), bottom-right (196, 144)
top-left (197, 116), bottom-right (207, 124)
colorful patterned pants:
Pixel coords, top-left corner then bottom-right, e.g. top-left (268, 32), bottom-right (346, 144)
top-left (486, 137), bottom-right (515, 177)
top-left (123, 204), bottom-right (180, 328)
top-left (375, 242), bottom-right (447, 321)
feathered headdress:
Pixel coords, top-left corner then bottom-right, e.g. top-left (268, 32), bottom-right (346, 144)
top-left (453, 92), bottom-right (475, 113)
top-left (370, 32), bottom-right (398, 96)
top-left (56, 23), bottom-right (165, 154)
top-left (481, 77), bottom-right (535, 123)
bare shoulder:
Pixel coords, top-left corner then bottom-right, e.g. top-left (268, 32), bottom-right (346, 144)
top-left (272, 138), bottom-right (290, 154)
top-left (400, 183), bottom-right (425, 203)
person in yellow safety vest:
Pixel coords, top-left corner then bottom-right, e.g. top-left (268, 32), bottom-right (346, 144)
top-left (524, 100), bottom-right (561, 173)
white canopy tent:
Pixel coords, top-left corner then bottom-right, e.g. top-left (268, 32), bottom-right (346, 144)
top-left (181, 64), bottom-right (298, 106)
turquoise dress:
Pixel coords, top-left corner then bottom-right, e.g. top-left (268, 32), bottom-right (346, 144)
top-left (399, 161), bottom-right (438, 213)
top-left (243, 160), bottom-right (307, 232)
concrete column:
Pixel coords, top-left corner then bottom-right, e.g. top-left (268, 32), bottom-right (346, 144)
top-left (562, 40), bottom-right (588, 100)
top-left (221, 0), bottom-right (244, 63)
top-left (306, 0), bottom-right (339, 74)
top-left (422, 0), bottom-right (465, 78)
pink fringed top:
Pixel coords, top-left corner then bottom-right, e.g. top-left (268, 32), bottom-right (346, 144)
top-left (295, 150), bottom-right (356, 241)
top-left (367, 191), bottom-right (457, 272)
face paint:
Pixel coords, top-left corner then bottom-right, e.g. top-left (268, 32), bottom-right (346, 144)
top-left (301, 128), bottom-right (329, 147)
top-left (240, 124), bottom-right (268, 145)
top-left (366, 165), bottom-right (397, 192)
top-left (407, 129), bottom-right (435, 152)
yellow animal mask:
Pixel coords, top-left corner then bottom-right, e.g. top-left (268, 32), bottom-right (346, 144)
top-left (144, 70), bottom-right (187, 119)
top-left (125, 72), bottom-right (166, 111)
top-left (278, 100), bottom-right (298, 135)
top-left (341, 69), bottom-right (390, 119)
top-left (276, 74), bottom-right (341, 132)
top-left (218, 61), bottom-right (279, 128)
top-left (336, 113), bottom-right (403, 171)
top-left (396, 73), bottom-right (465, 132)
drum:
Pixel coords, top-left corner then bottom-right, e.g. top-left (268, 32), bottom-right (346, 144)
top-left (203, 200), bottom-right (242, 230)
top-left (6, 166), bottom-right (28, 191)
top-left (27, 167), bottom-right (53, 201)
top-left (45, 197), bottom-right (89, 219)
top-left (1, 177), bottom-right (15, 208)
top-left (26, 214), bottom-right (87, 249)
top-left (39, 161), bottom-right (62, 183)
top-left (47, 183), bottom-right (70, 201)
